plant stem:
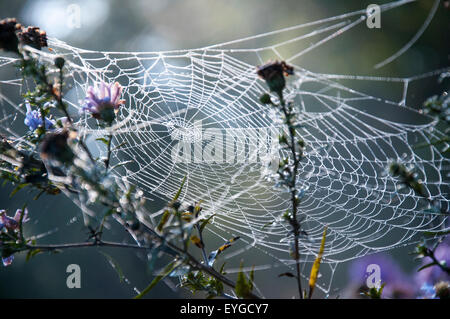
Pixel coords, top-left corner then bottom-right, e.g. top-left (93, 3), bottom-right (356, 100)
top-left (105, 132), bottom-right (113, 173)
top-left (196, 224), bottom-right (209, 264)
top-left (39, 105), bottom-right (46, 135)
top-left (22, 234), bottom-right (260, 299)
top-left (23, 240), bottom-right (148, 251)
top-left (280, 97), bottom-right (303, 299)
top-left (428, 249), bottom-right (450, 275)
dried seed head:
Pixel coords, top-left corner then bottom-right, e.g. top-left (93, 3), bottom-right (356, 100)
top-left (18, 26), bottom-right (48, 50)
top-left (0, 18), bottom-right (21, 53)
top-left (256, 60), bottom-right (294, 95)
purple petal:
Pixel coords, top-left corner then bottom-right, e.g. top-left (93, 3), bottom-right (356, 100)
top-left (110, 82), bottom-right (122, 105)
top-left (2, 255), bottom-right (14, 267)
top-left (13, 208), bottom-right (29, 223)
top-left (99, 82), bottom-right (108, 100)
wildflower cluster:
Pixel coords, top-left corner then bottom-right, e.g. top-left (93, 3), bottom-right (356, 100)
top-left (422, 92), bottom-right (449, 124)
top-left (389, 162), bottom-right (427, 198)
top-left (386, 86), bottom-right (450, 299)
top-left (1, 14), bottom-right (446, 300)
top-left (0, 17), bottom-right (47, 53)
top-left (0, 17), bottom-right (136, 267)
top-left (0, 209), bottom-right (29, 266)
top-left (0, 17), bottom-right (264, 300)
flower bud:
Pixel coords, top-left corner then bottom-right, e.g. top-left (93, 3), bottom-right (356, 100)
top-left (54, 56), bottom-right (65, 69)
top-left (259, 93), bottom-right (272, 105)
top-left (39, 130), bottom-right (74, 164)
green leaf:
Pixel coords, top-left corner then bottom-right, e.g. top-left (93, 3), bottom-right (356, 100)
top-left (95, 137), bottom-right (109, 146)
top-left (235, 261), bottom-right (253, 299)
top-left (199, 214), bottom-right (215, 233)
top-left (25, 249), bottom-right (42, 261)
top-left (100, 251), bottom-right (124, 283)
top-left (172, 175), bottom-right (187, 202)
top-left (308, 225), bottom-right (327, 299)
top-left (261, 220), bottom-right (276, 230)
top-left (249, 266), bottom-right (255, 291)
top-left (190, 235), bottom-right (204, 248)
top-left (112, 141), bottom-right (128, 151)
top-left (10, 183), bottom-right (30, 197)
top-left (417, 262), bottom-right (436, 272)
top-left (219, 262), bottom-right (227, 275)
top-left (365, 283), bottom-right (386, 299)
top-left (424, 229), bottom-right (450, 237)
top-left (33, 189), bottom-right (46, 201)
top-left (278, 272), bottom-right (295, 278)
top-left (134, 259), bottom-right (183, 299)
top-left (157, 210), bottom-right (171, 233)
top-left (207, 237), bottom-right (240, 267)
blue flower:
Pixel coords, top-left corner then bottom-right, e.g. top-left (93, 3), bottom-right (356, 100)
top-left (420, 282), bottom-right (436, 299)
top-left (24, 103), bottom-right (55, 131)
top-left (0, 208), bottom-right (29, 231)
top-left (2, 255), bottom-right (14, 267)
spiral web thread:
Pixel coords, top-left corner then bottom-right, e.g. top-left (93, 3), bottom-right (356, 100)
top-left (0, 0), bottom-right (449, 295)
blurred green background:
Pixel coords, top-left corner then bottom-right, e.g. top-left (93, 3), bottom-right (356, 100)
top-left (0, 0), bottom-right (448, 298)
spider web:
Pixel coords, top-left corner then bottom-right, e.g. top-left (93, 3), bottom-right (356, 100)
top-left (0, 0), bottom-right (449, 296)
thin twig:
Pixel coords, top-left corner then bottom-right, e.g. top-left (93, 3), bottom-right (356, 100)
top-left (105, 132), bottom-right (113, 173)
top-left (280, 97), bottom-right (303, 299)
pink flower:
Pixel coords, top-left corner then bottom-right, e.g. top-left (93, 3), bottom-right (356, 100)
top-left (0, 208), bottom-right (29, 231)
top-left (0, 208), bottom-right (29, 267)
top-left (81, 81), bottom-right (124, 124)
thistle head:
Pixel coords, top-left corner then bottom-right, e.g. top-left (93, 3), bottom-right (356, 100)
top-left (81, 81), bottom-right (125, 125)
top-left (257, 60), bottom-right (294, 96)
top-left (18, 26), bottom-right (48, 50)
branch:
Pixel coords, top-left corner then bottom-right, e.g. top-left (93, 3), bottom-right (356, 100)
top-left (279, 97), bottom-right (303, 299)
top-left (22, 240), bottom-right (149, 252)
top-left (20, 231), bottom-right (261, 299)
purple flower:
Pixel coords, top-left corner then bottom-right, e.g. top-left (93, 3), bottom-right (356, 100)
top-left (81, 81), bottom-right (124, 124)
top-left (0, 208), bottom-right (29, 231)
top-left (344, 253), bottom-right (416, 299)
top-left (24, 103), bottom-right (55, 131)
top-left (415, 239), bottom-right (450, 288)
top-left (0, 209), bottom-right (29, 267)
top-left (2, 255), bottom-right (14, 267)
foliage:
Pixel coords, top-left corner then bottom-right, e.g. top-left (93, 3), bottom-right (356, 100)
top-left (0, 17), bottom-right (261, 299)
top-left (0, 16), bottom-right (448, 300)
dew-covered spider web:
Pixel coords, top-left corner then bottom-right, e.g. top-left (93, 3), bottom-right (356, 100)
top-left (0, 0), bottom-right (449, 296)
